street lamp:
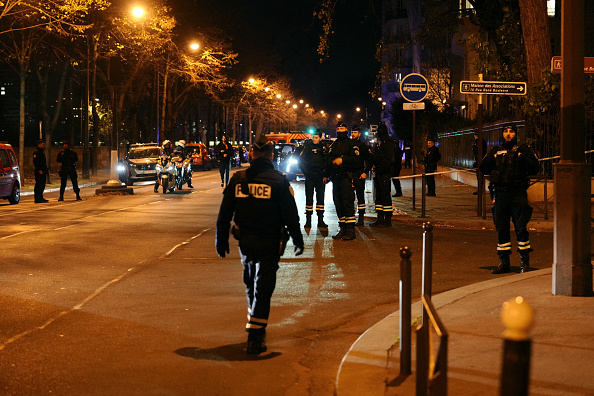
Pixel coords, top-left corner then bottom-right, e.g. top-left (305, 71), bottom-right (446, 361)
top-left (189, 42), bottom-right (200, 51)
top-left (132, 7), bottom-right (144, 18)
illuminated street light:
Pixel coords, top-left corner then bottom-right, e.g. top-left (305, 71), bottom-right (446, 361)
top-left (299, 99), bottom-right (304, 104)
top-left (320, 110), bottom-right (325, 114)
top-left (265, 87), bottom-right (270, 92)
top-left (356, 107), bottom-right (361, 112)
top-left (248, 78), bottom-right (255, 83)
top-left (285, 100), bottom-right (291, 104)
top-left (337, 114), bottom-right (342, 119)
top-left (189, 42), bottom-right (200, 51)
top-left (305, 104), bottom-right (309, 108)
top-left (292, 104), bottom-right (297, 109)
top-left (132, 7), bottom-right (145, 18)
top-left (276, 94), bottom-right (282, 99)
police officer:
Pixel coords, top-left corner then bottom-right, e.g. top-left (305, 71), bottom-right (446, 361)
top-left (155, 139), bottom-right (174, 193)
top-left (423, 137), bottom-right (441, 196)
top-left (216, 135), bottom-right (234, 187)
top-left (350, 124), bottom-right (372, 226)
top-left (371, 124), bottom-right (396, 227)
top-left (33, 139), bottom-right (49, 203)
top-left (299, 130), bottom-right (328, 228)
top-left (216, 135), bottom-right (304, 355)
top-left (392, 137), bottom-right (403, 197)
top-left (174, 140), bottom-right (194, 189)
top-left (57, 141), bottom-right (81, 201)
top-left (327, 122), bottom-right (358, 240)
top-left (479, 123), bottom-right (540, 274)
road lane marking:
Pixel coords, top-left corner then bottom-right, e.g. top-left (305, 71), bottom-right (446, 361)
top-left (162, 228), bottom-right (211, 258)
top-left (0, 267), bottom-right (136, 351)
top-left (0, 230), bottom-right (36, 240)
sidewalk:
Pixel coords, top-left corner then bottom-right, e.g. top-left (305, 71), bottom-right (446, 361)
top-left (337, 170), bottom-right (594, 395)
top-left (20, 170), bottom-right (111, 197)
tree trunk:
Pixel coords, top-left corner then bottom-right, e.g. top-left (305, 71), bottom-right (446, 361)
top-left (19, 62), bottom-right (26, 186)
top-left (91, 38), bottom-right (99, 175)
top-left (519, 0), bottom-right (551, 89)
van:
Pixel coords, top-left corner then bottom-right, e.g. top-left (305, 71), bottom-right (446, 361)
top-left (0, 143), bottom-right (21, 204)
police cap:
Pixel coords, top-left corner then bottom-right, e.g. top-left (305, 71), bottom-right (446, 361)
top-left (252, 135), bottom-right (273, 154)
top-left (36, 139), bottom-right (44, 146)
top-left (503, 123), bottom-right (518, 133)
top-left (351, 124), bottom-right (360, 132)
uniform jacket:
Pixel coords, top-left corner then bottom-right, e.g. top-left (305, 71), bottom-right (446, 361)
top-left (33, 147), bottom-right (48, 174)
top-left (372, 139), bottom-right (396, 176)
top-left (216, 157), bottom-right (304, 248)
top-left (216, 142), bottom-right (234, 164)
top-left (299, 141), bottom-right (327, 179)
top-left (57, 148), bottom-right (78, 171)
top-left (327, 135), bottom-right (358, 177)
top-left (351, 138), bottom-right (373, 176)
top-left (423, 146), bottom-right (441, 173)
top-left (479, 143), bottom-right (540, 191)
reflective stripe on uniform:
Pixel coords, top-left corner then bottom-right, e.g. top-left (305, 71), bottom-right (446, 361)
top-left (375, 205), bottom-right (385, 212)
top-left (246, 315), bottom-right (268, 330)
top-left (357, 204), bottom-right (366, 211)
top-left (305, 205), bottom-right (314, 212)
top-left (316, 204), bottom-right (325, 212)
top-left (497, 242), bottom-right (512, 251)
top-left (518, 240), bottom-right (531, 250)
top-left (345, 216), bottom-right (357, 224)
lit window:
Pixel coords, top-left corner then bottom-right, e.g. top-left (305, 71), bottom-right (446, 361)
top-left (547, 0), bottom-right (555, 16)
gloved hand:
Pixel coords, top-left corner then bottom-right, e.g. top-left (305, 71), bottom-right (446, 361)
top-left (294, 245), bottom-right (304, 256)
top-left (216, 241), bottom-right (230, 258)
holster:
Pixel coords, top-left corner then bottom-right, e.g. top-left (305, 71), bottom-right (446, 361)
top-left (279, 227), bottom-right (290, 255)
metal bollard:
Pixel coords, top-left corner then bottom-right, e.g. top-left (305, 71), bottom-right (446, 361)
top-left (399, 246), bottom-right (412, 376)
top-left (422, 222), bottom-right (434, 299)
top-left (499, 296), bottom-right (533, 396)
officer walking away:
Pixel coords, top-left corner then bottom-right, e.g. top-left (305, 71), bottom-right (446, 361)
top-left (350, 124), bottom-right (373, 226)
top-left (472, 132), bottom-right (488, 195)
top-left (57, 141), bottom-right (82, 201)
top-left (299, 130), bottom-right (329, 229)
top-left (392, 137), bottom-right (403, 197)
top-left (403, 141), bottom-right (412, 169)
top-left (215, 135), bottom-right (304, 355)
top-left (216, 135), bottom-right (234, 187)
top-left (371, 124), bottom-right (396, 227)
top-left (33, 139), bottom-right (49, 203)
top-left (422, 137), bottom-right (441, 196)
top-left (327, 122), bottom-right (358, 240)
top-left (479, 123), bottom-right (540, 274)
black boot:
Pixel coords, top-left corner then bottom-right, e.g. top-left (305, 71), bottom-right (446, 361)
top-left (355, 213), bottom-right (365, 226)
top-left (304, 214), bottom-right (312, 228)
top-left (58, 195), bottom-right (64, 202)
top-left (317, 215), bottom-right (328, 228)
top-left (332, 224), bottom-right (345, 239)
top-left (341, 224), bottom-right (356, 240)
top-left (246, 333), bottom-right (267, 355)
top-left (383, 213), bottom-right (393, 228)
top-left (371, 212), bottom-right (384, 227)
top-left (492, 255), bottom-right (511, 274)
top-left (520, 255), bottom-right (530, 273)
top-left (76, 193), bottom-right (82, 201)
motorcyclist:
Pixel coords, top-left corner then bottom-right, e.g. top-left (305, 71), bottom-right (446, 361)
top-left (173, 140), bottom-right (193, 189)
top-left (155, 139), bottom-right (174, 193)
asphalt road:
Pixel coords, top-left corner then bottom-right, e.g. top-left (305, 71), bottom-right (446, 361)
top-left (0, 169), bottom-right (554, 395)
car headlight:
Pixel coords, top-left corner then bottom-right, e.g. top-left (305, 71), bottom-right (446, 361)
top-left (165, 165), bottom-right (175, 172)
top-left (289, 158), bottom-right (298, 165)
top-left (116, 164), bottom-right (126, 172)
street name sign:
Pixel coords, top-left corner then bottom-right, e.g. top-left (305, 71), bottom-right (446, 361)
top-left (551, 56), bottom-right (594, 73)
top-left (460, 81), bottom-right (527, 95)
top-left (403, 102), bottom-right (425, 110)
top-left (400, 73), bottom-right (429, 102)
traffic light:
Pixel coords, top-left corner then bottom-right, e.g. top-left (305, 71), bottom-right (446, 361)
top-left (308, 128), bottom-right (314, 134)
top-left (365, 130), bottom-right (369, 136)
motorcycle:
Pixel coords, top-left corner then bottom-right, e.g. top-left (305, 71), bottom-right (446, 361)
top-left (172, 154), bottom-right (193, 190)
top-left (155, 155), bottom-right (177, 194)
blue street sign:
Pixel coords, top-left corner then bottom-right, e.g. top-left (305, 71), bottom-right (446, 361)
top-left (400, 73), bottom-right (429, 102)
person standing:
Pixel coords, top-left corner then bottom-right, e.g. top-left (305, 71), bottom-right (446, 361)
top-left (56, 142), bottom-right (81, 202)
top-left (299, 131), bottom-right (328, 228)
top-left (479, 123), bottom-right (540, 274)
top-left (216, 136), bottom-right (234, 187)
top-left (327, 122), bottom-right (358, 240)
top-left (350, 125), bottom-right (373, 226)
top-left (33, 139), bottom-right (49, 203)
top-left (392, 138), bottom-right (403, 197)
top-left (215, 135), bottom-right (304, 355)
top-left (371, 124), bottom-right (396, 227)
top-left (472, 132), bottom-right (488, 195)
top-left (423, 137), bottom-right (441, 196)
top-left (403, 141), bottom-right (412, 169)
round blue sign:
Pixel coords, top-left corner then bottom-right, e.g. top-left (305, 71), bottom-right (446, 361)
top-left (400, 73), bottom-right (429, 102)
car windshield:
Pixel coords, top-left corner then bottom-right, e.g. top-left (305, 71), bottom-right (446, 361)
top-left (128, 147), bottom-right (160, 159)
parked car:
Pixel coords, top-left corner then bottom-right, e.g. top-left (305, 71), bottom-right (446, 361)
top-left (117, 143), bottom-right (161, 186)
top-left (186, 143), bottom-right (213, 171)
top-left (275, 143), bottom-right (303, 180)
top-left (0, 143), bottom-right (21, 204)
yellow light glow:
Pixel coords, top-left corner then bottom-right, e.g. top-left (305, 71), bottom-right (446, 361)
top-left (305, 104), bottom-right (309, 108)
top-left (190, 43), bottom-right (200, 51)
top-left (356, 107), bottom-right (361, 112)
top-left (337, 114), bottom-right (342, 119)
top-left (265, 88), bottom-right (270, 92)
top-left (276, 94), bottom-right (281, 99)
top-left (299, 99), bottom-right (304, 104)
top-left (285, 100), bottom-right (291, 104)
top-left (320, 110), bottom-right (324, 114)
top-left (293, 104), bottom-right (297, 109)
top-left (132, 7), bottom-right (145, 18)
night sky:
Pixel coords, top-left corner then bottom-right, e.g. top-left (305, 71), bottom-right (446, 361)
top-left (170, 0), bottom-right (382, 123)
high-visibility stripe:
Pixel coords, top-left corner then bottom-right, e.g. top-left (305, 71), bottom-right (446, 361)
top-left (518, 240), bottom-right (530, 246)
top-left (345, 216), bottom-right (357, 224)
top-left (497, 242), bottom-right (512, 251)
top-left (375, 205), bottom-right (384, 212)
top-left (518, 242), bottom-right (532, 250)
top-left (316, 204), bottom-right (325, 210)
top-left (357, 204), bottom-right (366, 210)
top-left (246, 315), bottom-right (268, 330)
top-left (339, 217), bottom-right (345, 224)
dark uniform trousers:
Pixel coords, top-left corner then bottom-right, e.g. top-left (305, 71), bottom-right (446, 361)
top-left (332, 173), bottom-right (356, 225)
top-left (353, 176), bottom-right (366, 214)
top-left (304, 175), bottom-right (325, 216)
top-left (374, 173), bottom-right (393, 215)
top-left (239, 234), bottom-right (280, 336)
top-left (35, 172), bottom-right (46, 200)
top-left (492, 188), bottom-right (533, 259)
top-left (60, 170), bottom-right (80, 196)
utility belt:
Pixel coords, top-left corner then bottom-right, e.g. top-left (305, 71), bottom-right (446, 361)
top-left (232, 224), bottom-right (289, 255)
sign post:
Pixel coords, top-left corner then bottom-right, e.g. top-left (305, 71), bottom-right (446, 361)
top-left (400, 73), bottom-right (429, 212)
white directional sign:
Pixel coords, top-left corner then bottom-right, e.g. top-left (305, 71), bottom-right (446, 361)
top-left (403, 102), bottom-right (425, 111)
top-left (460, 81), bottom-right (527, 95)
